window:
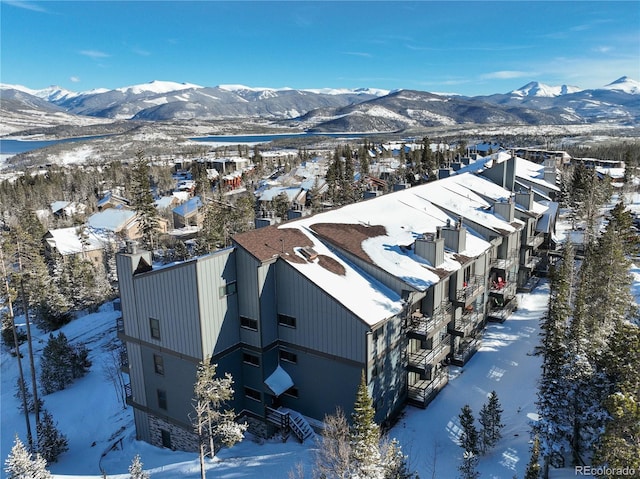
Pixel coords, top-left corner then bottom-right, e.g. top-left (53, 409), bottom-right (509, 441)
top-left (373, 324), bottom-right (384, 341)
top-left (157, 389), bottom-right (167, 410)
top-left (244, 387), bottom-right (261, 402)
top-left (160, 429), bottom-right (172, 449)
top-left (153, 354), bottom-right (164, 375)
top-left (243, 352), bottom-right (260, 367)
top-left (240, 316), bottom-right (258, 331)
top-left (284, 387), bottom-right (299, 399)
top-left (279, 350), bottom-right (298, 364)
top-left (219, 281), bottom-right (237, 298)
top-left (149, 317), bottom-right (161, 340)
top-left (277, 314), bottom-right (297, 328)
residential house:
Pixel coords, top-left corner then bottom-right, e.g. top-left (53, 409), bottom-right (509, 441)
top-left (43, 226), bottom-right (106, 265)
top-left (172, 196), bottom-right (204, 229)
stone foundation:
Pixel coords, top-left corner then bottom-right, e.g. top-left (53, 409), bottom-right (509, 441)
top-left (148, 414), bottom-right (198, 452)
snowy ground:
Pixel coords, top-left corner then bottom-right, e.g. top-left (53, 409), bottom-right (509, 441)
top-left (3, 197), bottom-right (640, 478)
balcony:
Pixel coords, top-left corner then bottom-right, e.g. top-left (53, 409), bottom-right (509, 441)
top-left (451, 336), bottom-right (482, 366)
top-left (407, 336), bottom-right (451, 374)
top-left (116, 317), bottom-right (125, 338)
top-left (407, 369), bottom-right (449, 408)
top-left (125, 382), bottom-right (133, 406)
top-left (489, 279), bottom-right (517, 301)
top-left (408, 301), bottom-right (452, 341)
top-left (119, 348), bottom-right (129, 373)
top-left (454, 275), bottom-right (485, 306)
top-left (521, 255), bottom-right (542, 271)
top-left (451, 305), bottom-right (484, 337)
top-left (487, 298), bottom-right (518, 323)
top-left (490, 249), bottom-right (518, 270)
top-left (526, 233), bottom-right (545, 249)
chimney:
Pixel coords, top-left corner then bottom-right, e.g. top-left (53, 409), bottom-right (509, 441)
top-left (414, 229), bottom-right (445, 267)
top-left (544, 166), bottom-right (557, 186)
top-left (515, 188), bottom-right (534, 210)
top-left (494, 197), bottom-right (515, 223)
top-left (441, 218), bottom-right (467, 253)
top-left (126, 240), bottom-right (138, 254)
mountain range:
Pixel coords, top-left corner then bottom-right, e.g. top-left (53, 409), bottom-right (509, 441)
top-left (1, 77), bottom-right (639, 134)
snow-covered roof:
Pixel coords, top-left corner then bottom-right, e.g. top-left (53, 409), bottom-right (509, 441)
top-left (45, 226), bottom-right (106, 255)
top-left (514, 156), bottom-right (560, 192)
top-left (427, 175), bottom-right (524, 235)
top-left (173, 196), bottom-right (202, 217)
top-left (87, 208), bottom-right (136, 232)
top-left (264, 365), bottom-right (294, 397)
top-left (50, 200), bottom-right (71, 213)
top-left (172, 191), bottom-right (191, 203)
top-left (259, 186), bottom-right (303, 202)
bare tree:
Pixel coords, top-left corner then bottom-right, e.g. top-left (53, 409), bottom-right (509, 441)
top-left (102, 346), bottom-right (127, 409)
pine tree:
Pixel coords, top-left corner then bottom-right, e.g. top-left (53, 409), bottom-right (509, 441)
top-left (458, 450), bottom-right (480, 479)
top-left (40, 332), bottom-right (91, 394)
top-left (381, 438), bottom-right (419, 479)
top-left (350, 371), bottom-right (383, 478)
top-left (4, 435), bottom-right (51, 479)
top-left (14, 377), bottom-right (42, 414)
top-left (192, 358), bottom-right (246, 479)
top-left (131, 150), bottom-right (159, 251)
top-left (524, 436), bottom-right (541, 479)
top-left (36, 409), bottom-right (68, 463)
top-left (478, 391), bottom-right (504, 453)
top-left (129, 454), bottom-right (150, 479)
top-left (458, 405), bottom-right (480, 456)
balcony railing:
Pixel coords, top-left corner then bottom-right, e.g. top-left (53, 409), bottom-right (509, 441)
top-left (119, 349), bottom-right (129, 372)
top-left (452, 305), bottom-right (484, 337)
top-left (125, 383), bottom-right (132, 405)
top-left (526, 234), bottom-right (545, 249)
top-left (490, 248), bottom-right (518, 270)
top-left (522, 255), bottom-right (542, 270)
top-left (455, 275), bottom-right (485, 305)
top-left (487, 298), bottom-right (518, 322)
top-left (116, 317), bottom-right (125, 335)
top-left (407, 336), bottom-right (451, 373)
top-left (407, 369), bottom-right (449, 407)
top-left (408, 301), bottom-right (452, 339)
top-left (452, 337), bottom-right (482, 365)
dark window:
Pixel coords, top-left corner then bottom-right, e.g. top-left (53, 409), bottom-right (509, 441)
top-left (277, 314), bottom-right (297, 328)
top-left (279, 350), bottom-right (298, 364)
top-left (284, 387), bottom-right (299, 399)
top-left (149, 317), bottom-right (161, 340)
top-left (157, 389), bottom-right (167, 410)
top-left (160, 429), bottom-right (172, 449)
top-left (153, 354), bottom-right (164, 375)
top-left (373, 324), bottom-right (384, 341)
top-left (243, 352), bottom-right (260, 367)
top-left (244, 387), bottom-right (261, 402)
top-left (240, 316), bottom-right (258, 331)
top-left (220, 281), bottom-right (237, 298)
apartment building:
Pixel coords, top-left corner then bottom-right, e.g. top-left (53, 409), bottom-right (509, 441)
top-left (116, 152), bottom-right (558, 450)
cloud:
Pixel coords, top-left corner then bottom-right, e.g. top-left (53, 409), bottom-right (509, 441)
top-left (341, 51), bottom-right (373, 58)
top-left (480, 71), bottom-right (534, 80)
top-left (70, 76), bottom-right (80, 83)
top-left (132, 48), bottom-right (151, 56)
top-left (593, 46), bottom-right (612, 53)
top-left (3, 0), bottom-right (48, 12)
top-left (79, 50), bottom-right (110, 59)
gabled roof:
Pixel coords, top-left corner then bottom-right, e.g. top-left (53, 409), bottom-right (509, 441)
top-left (45, 226), bottom-right (106, 255)
top-left (172, 196), bottom-right (203, 217)
top-left (87, 207), bottom-right (136, 233)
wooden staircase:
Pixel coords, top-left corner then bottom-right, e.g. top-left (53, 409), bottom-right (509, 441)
top-left (265, 407), bottom-right (314, 442)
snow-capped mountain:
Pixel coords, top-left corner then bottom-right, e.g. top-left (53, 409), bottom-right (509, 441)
top-left (601, 76), bottom-right (640, 95)
top-left (1, 77), bottom-right (638, 133)
top-left (510, 81), bottom-right (582, 98)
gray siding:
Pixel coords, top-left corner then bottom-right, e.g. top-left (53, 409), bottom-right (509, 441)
top-left (196, 249), bottom-right (240, 356)
top-left (132, 261), bottom-right (203, 359)
top-left (275, 261), bottom-right (371, 362)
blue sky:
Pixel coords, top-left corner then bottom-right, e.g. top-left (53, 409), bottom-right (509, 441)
top-left (1, 1), bottom-right (638, 96)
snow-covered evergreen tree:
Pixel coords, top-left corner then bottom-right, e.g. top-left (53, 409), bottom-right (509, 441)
top-left (131, 150), bottom-right (160, 251)
top-left (350, 372), bottom-right (383, 478)
top-left (479, 391), bottom-right (504, 453)
top-left (4, 435), bottom-right (51, 479)
top-left (458, 450), bottom-right (480, 479)
top-left (128, 454), bottom-right (150, 479)
top-left (14, 377), bottom-right (42, 414)
top-left (381, 438), bottom-right (419, 479)
top-left (36, 409), bottom-right (68, 463)
top-left (458, 405), bottom-right (479, 456)
top-left (524, 436), bottom-right (541, 479)
top-left (192, 357), bottom-right (246, 478)
top-left (39, 332), bottom-right (91, 394)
